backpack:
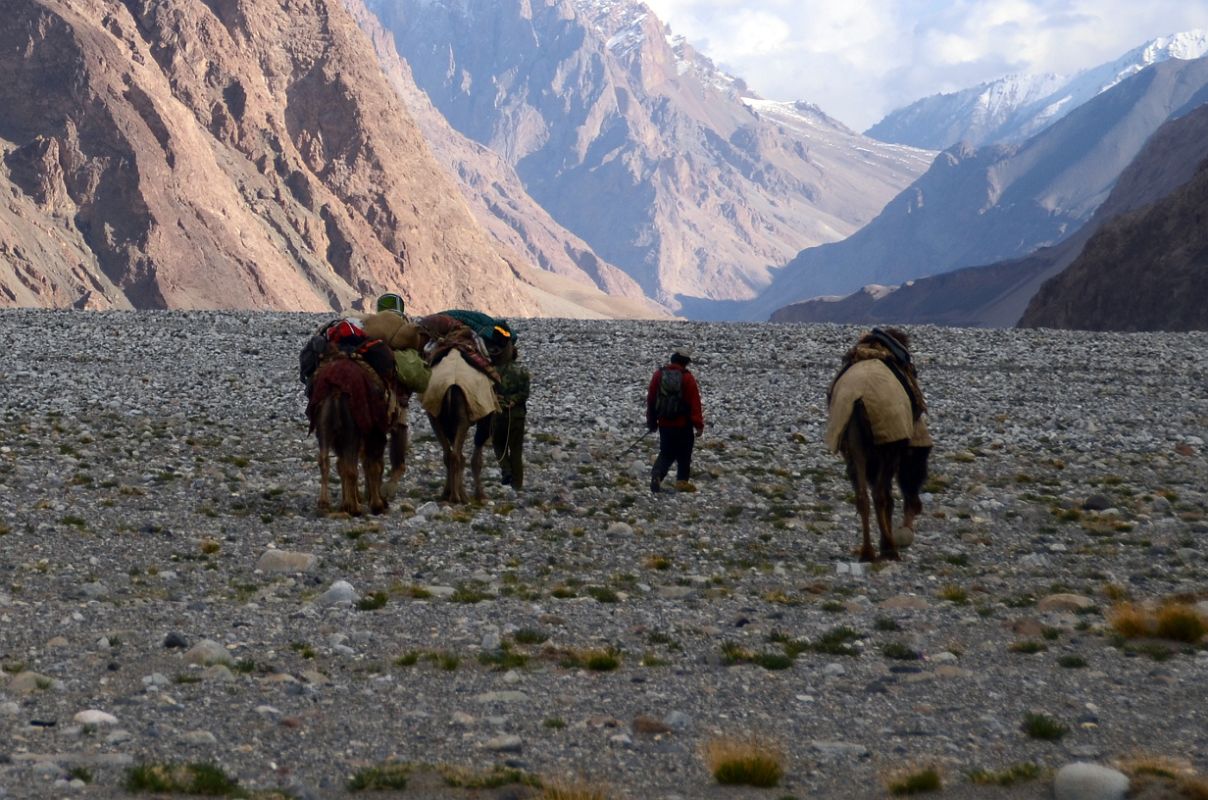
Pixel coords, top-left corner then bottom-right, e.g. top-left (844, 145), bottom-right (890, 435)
top-left (326, 318), bottom-right (365, 347)
top-left (654, 368), bottom-right (687, 420)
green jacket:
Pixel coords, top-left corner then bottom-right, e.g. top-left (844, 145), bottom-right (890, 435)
top-left (496, 360), bottom-right (530, 417)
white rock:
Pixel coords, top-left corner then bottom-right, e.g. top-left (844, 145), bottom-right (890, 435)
top-left (184, 639), bottom-right (232, 666)
top-left (316, 580), bottom-right (358, 607)
top-left (1053, 762), bottom-right (1129, 800)
top-left (73, 709), bottom-right (118, 726)
top-left (256, 549), bottom-right (317, 573)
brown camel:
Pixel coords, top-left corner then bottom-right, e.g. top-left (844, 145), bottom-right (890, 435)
top-left (308, 355), bottom-right (391, 516)
top-left (826, 328), bottom-right (932, 561)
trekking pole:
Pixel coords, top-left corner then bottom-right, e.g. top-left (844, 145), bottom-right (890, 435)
top-left (618, 427), bottom-right (654, 458)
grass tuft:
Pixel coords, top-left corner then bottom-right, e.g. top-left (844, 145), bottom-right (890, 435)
top-left (1020, 712), bottom-right (1068, 741)
top-left (439, 765), bottom-right (541, 789)
top-left (356, 591), bottom-right (388, 611)
top-left (968, 762), bottom-right (1042, 786)
top-left (809, 626), bottom-right (861, 657)
top-left (540, 778), bottom-right (612, 800)
top-left (348, 762), bottom-right (410, 791)
top-left (703, 737), bottom-right (784, 787)
top-left (125, 762), bottom-right (241, 795)
top-left (886, 765), bottom-right (943, 795)
top-left (882, 642), bottom-right (920, 660)
top-left (1154, 603), bottom-right (1207, 643)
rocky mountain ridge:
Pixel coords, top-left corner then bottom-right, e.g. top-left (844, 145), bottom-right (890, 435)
top-left (0, 0), bottom-right (658, 317)
top-left (773, 102), bottom-right (1208, 330)
top-left (754, 56), bottom-right (1208, 322)
top-left (373, 0), bottom-right (933, 310)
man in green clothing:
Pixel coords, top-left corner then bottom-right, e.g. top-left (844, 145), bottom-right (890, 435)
top-left (492, 347), bottom-right (530, 489)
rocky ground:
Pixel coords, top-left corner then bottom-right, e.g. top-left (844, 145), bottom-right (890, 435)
top-left (1, 309), bottom-right (1206, 800)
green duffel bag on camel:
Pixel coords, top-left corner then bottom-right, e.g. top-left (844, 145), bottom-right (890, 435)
top-left (394, 348), bottom-right (431, 393)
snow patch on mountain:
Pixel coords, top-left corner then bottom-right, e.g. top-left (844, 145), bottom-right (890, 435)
top-left (868, 29), bottom-right (1208, 149)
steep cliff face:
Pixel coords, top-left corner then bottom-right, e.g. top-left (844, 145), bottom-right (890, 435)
top-left (0, 0), bottom-right (605, 315)
top-left (372, 0), bottom-right (932, 309)
top-left (343, 0), bottom-right (654, 310)
top-left (757, 57), bottom-right (1208, 321)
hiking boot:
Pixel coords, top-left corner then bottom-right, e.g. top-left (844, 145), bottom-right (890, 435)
top-left (674, 480), bottom-right (697, 493)
top-left (650, 474), bottom-right (662, 493)
top-left (501, 474), bottom-right (513, 486)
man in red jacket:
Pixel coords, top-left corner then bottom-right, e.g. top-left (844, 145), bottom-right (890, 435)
top-left (646, 348), bottom-right (705, 493)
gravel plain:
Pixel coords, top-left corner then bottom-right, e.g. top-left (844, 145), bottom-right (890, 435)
top-left (1, 309), bottom-right (1207, 800)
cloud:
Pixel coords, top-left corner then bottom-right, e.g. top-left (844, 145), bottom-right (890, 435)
top-left (643, 0), bottom-right (1207, 130)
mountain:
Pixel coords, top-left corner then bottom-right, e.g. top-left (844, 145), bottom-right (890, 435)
top-left (773, 102), bottom-right (1208, 330)
top-left (753, 55), bottom-right (1208, 322)
top-left (1019, 114), bottom-right (1208, 331)
top-left (0, 0), bottom-right (655, 317)
top-left (369, 0), bottom-right (933, 309)
top-left (867, 30), bottom-right (1208, 150)
top-left (342, 0), bottom-right (660, 316)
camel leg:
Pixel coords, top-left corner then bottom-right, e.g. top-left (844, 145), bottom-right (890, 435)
top-left (874, 464), bottom-right (899, 561)
top-left (365, 433), bottom-right (388, 515)
top-left (449, 417), bottom-right (468, 504)
top-left (470, 415), bottom-right (491, 504)
top-left (318, 440), bottom-right (332, 513)
top-left (845, 453), bottom-right (876, 562)
top-left (899, 445), bottom-right (931, 530)
top-left (338, 448), bottom-right (361, 516)
top-left (384, 421), bottom-right (408, 498)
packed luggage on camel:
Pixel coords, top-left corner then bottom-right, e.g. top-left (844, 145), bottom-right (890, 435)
top-left (299, 297), bottom-right (515, 512)
top-left (416, 310), bottom-right (515, 504)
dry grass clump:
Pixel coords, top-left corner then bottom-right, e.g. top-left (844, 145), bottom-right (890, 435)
top-left (347, 761), bottom-right (411, 791)
top-left (126, 762), bottom-right (241, 794)
top-left (969, 762), bottom-right (1043, 786)
top-left (884, 764), bottom-right (943, 795)
top-left (439, 764), bottom-right (541, 789)
top-left (540, 778), bottom-right (612, 800)
top-left (1116, 755), bottom-right (1208, 800)
top-left (1155, 604), bottom-right (1208, 643)
top-left (702, 736), bottom-right (784, 787)
top-left (1109, 602), bottom-right (1152, 638)
top-left (1109, 600), bottom-right (1207, 643)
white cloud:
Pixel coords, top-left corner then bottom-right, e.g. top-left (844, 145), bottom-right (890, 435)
top-left (643, 0), bottom-right (1208, 130)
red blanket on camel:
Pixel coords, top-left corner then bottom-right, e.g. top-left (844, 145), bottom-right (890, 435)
top-left (307, 356), bottom-right (389, 435)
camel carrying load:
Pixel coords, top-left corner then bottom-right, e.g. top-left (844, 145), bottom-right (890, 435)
top-left (414, 311), bottom-right (513, 504)
top-left (301, 307), bottom-right (514, 512)
top-left (826, 328), bottom-right (933, 562)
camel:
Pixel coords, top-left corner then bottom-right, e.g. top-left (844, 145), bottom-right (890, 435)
top-left (422, 346), bottom-right (507, 504)
top-left (307, 354), bottom-right (393, 516)
top-left (825, 328), bottom-right (932, 561)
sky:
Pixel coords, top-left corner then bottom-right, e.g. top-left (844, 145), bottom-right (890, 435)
top-left (642, 0), bottom-right (1208, 131)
